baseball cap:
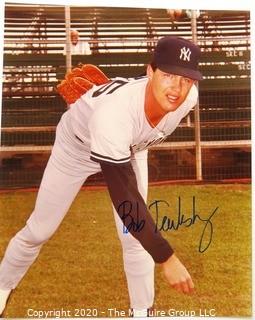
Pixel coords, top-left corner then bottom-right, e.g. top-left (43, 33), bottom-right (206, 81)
top-left (152, 36), bottom-right (203, 81)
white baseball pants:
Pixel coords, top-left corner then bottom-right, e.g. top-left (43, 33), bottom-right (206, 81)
top-left (0, 111), bottom-right (155, 310)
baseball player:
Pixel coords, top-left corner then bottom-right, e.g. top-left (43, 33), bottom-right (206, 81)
top-left (0, 36), bottom-right (202, 317)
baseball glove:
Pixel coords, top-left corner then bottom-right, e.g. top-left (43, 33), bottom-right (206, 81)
top-left (57, 64), bottom-right (110, 104)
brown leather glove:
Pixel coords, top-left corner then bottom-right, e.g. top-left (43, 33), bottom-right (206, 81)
top-left (57, 64), bottom-right (110, 104)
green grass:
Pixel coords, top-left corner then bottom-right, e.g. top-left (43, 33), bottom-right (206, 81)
top-left (0, 184), bottom-right (252, 318)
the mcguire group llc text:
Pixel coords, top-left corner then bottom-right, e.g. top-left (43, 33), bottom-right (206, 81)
top-left (27, 307), bottom-right (217, 318)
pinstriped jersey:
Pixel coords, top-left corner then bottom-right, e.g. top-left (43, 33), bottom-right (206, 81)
top-left (68, 76), bottom-right (198, 165)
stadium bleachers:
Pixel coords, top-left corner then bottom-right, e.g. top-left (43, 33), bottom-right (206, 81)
top-left (0, 5), bottom-right (251, 187)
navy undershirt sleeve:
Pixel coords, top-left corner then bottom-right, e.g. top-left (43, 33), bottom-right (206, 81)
top-left (100, 160), bottom-right (174, 263)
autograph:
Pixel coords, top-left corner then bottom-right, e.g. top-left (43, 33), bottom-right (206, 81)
top-left (119, 197), bottom-right (219, 253)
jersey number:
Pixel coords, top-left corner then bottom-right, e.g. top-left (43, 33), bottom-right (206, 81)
top-left (92, 79), bottom-right (128, 97)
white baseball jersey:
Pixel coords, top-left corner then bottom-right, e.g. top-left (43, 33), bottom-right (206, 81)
top-left (68, 76), bottom-right (198, 165)
top-left (67, 75), bottom-right (198, 264)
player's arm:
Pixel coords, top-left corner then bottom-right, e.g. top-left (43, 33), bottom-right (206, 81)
top-left (98, 160), bottom-right (194, 294)
top-left (99, 160), bottom-right (173, 263)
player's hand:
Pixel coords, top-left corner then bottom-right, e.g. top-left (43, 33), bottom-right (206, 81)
top-left (161, 253), bottom-right (194, 294)
top-left (57, 64), bottom-right (110, 104)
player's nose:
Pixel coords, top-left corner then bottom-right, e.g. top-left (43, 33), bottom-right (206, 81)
top-left (168, 75), bottom-right (182, 94)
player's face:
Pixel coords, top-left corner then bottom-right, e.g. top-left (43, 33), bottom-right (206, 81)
top-left (147, 65), bottom-right (195, 113)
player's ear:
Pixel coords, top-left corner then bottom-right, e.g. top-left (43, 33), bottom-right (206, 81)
top-left (146, 64), bottom-right (154, 79)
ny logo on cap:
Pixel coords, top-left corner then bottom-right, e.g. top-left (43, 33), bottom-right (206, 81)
top-left (180, 47), bottom-right (191, 61)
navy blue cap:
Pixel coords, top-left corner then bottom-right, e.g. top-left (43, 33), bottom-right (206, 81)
top-left (153, 36), bottom-right (203, 80)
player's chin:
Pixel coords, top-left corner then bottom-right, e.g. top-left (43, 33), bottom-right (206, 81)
top-left (163, 101), bottom-right (181, 113)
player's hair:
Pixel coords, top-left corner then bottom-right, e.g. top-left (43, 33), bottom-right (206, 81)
top-left (150, 61), bottom-right (157, 71)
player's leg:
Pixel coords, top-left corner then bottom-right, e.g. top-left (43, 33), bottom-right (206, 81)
top-left (0, 289), bottom-right (11, 317)
top-left (0, 114), bottom-right (99, 315)
top-left (112, 150), bottom-right (155, 316)
top-left (0, 158), bottom-right (86, 290)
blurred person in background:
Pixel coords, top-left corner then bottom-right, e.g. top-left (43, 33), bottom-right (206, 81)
top-left (64, 29), bottom-right (91, 55)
